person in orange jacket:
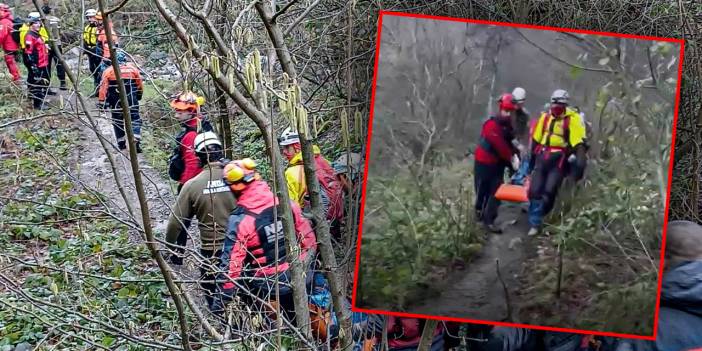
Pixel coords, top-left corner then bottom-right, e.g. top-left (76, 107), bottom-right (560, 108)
top-left (94, 11), bottom-right (118, 82)
top-left (98, 49), bottom-right (143, 152)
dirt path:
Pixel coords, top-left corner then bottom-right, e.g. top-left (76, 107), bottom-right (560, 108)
top-left (409, 203), bottom-right (533, 322)
top-left (66, 90), bottom-right (203, 296)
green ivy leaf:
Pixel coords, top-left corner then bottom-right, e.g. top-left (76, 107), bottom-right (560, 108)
top-left (102, 336), bottom-right (116, 347)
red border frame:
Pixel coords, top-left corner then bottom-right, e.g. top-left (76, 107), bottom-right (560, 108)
top-left (351, 11), bottom-right (685, 341)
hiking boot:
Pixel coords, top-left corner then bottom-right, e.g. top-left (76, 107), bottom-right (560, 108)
top-left (59, 81), bottom-right (67, 91)
top-left (135, 141), bottom-right (143, 154)
top-left (483, 223), bottom-right (503, 234)
top-left (527, 227), bottom-right (540, 236)
top-left (117, 140), bottom-right (127, 151)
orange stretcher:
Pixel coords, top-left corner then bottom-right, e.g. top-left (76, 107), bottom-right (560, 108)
top-left (494, 179), bottom-right (529, 203)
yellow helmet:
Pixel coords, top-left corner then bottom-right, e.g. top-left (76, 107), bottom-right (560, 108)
top-left (223, 158), bottom-right (260, 191)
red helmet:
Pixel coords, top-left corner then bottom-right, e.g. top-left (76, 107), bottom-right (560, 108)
top-left (498, 93), bottom-right (517, 111)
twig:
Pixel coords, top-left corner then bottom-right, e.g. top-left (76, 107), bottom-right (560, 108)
top-left (283, 0), bottom-right (322, 36)
top-left (495, 259), bottom-right (512, 321)
top-left (271, 0), bottom-right (300, 23)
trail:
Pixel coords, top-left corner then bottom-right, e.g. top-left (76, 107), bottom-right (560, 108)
top-left (64, 89), bottom-right (205, 302)
top-left (409, 204), bottom-right (534, 322)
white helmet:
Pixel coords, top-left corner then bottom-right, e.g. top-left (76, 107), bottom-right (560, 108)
top-left (278, 127), bottom-right (300, 146)
top-left (85, 9), bottom-right (97, 17)
top-left (27, 11), bottom-right (41, 22)
top-left (551, 89), bottom-right (569, 104)
top-left (512, 87), bottom-right (526, 103)
top-left (194, 131), bottom-right (222, 153)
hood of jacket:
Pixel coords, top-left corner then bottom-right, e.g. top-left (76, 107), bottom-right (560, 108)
top-left (236, 179), bottom-right (278, 212)
top-left (661, 260), bottom-right (702, 317)
top-left (289, 144), bottom-right (322, 166)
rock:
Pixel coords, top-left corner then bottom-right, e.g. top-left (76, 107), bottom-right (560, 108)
top-left (66, 46), bottom-right (82, 58)
top-left (148, 51), bottom-right (168, 62)
top-left (508, 237), bottom-right (523, 250)
top-left (14, 343), bottom-right (32, 351)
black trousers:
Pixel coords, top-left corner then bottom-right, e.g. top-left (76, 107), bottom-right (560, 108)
top-left (47, 46), bottom-right (66, 84)
top-left (86, 50), bottom-right (101, 88)
top-left (27, 67), bottom-right (50, 108)
top-left (474, 161), bottom-right (505, 225)
top-left (199, 248), bottom-right (222, 309)
top-left (106, 93), bottom-right (142, 143)
top-left (527, 152), bottom-right (566, 215)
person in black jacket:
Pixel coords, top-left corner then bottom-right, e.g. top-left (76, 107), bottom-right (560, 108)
top-left (614, 220), bottom-right (702, 351)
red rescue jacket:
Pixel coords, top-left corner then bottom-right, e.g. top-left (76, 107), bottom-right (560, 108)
top-left (221, 180), bottom-right (317, 289)
top-left (475, 116), bottom-right (515, 165)
top-left (178, 117), bottom-right (204, 185)
top-left (0, 14), bottom-right (19, 52)
top-left (24, 30), bottom-right (48, 68)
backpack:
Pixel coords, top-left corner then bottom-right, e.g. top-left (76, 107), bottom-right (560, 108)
top-left (167, 118), bottom-right (214, 181)
top-left (308, 271), bottom-right (338, 346)
top-left (10, 17), bottom-right (22, 45)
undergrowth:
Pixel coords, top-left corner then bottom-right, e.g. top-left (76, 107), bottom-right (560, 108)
top-left (357, 160), bottom-right (482, 310)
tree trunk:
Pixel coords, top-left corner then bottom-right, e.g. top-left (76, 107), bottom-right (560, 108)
top-left (152, 0), bottom-right (314, 343)
top-left (417, 320), bottom-right (439, 351)
top-left (94, 0), bottom-right (192, 350)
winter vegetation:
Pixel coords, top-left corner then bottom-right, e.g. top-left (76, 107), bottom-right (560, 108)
top-left (0, 0), bottom-right (699, 350)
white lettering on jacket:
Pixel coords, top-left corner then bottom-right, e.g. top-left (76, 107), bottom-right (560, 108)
top-left (202, 180), bottom-right (230, 195)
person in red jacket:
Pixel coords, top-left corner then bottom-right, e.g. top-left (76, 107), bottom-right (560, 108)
top-left (386, 317), bottom-right (445, 351)
top-left (24, 16), bottom-right (50, 110)
top-left (0, 4), bottom-right (20, 81)
top-left (213, 158), bottom-right (317, 321)
top-left (474, 93), bottom-right (520, 233)
top-left (170, 91), bottom-right (210, 192)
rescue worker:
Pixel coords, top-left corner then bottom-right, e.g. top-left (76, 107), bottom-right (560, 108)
top-left (614, 220), bottom-right (702, 351)
top-left (97, 49), bottom-right (143, 152)
top-left (279, 127), bottom-right (344, 225)
top-left (474, 93), bottom-right (520, 233)
top-left (82, 9), bottom-right (100, 93)
top-left (168, 91), bottom-right (213, 192)
top-left (164, 131), bottom-right (236, 309)
top-left (24, 14), bottom-right (50, 110)
top-left (332, 151), bottom-right (363, 238)
top-left (213, 158), bottom-right (317, 321)
top-left (94, 11), bottom-right (119, 80)
top-left (40, 4), bottom-right (65, 90)
top-left (527, 89), bottom-right (587, 236)
top-left (0, 3), bottom-right (20, 81)
top-left (333, 151), bottom-right (363, 195)
top-left (511, 87), bottom-right (530, 146)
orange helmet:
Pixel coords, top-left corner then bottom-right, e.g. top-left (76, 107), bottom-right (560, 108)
top-left (223, 158), bottom-right (261, 191)
top-left (94, 11), bottom-right (103, 20)
top-left (170, 91), bottom-right (205, 112)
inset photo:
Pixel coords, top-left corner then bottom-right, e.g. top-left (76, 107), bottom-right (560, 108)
top-left (353, 12), bottom-right (683, 338)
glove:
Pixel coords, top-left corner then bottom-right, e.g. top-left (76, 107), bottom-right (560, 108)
top-left (568, 154), bottom-right (577, 163)
top-left (136, 90), bottom-right (143, 101)
top-left (511, 154), bottom-right (521, 172)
